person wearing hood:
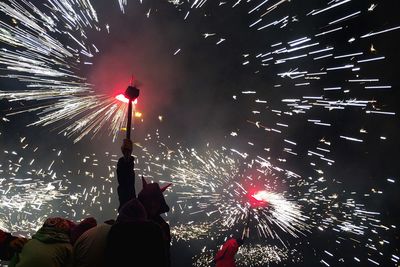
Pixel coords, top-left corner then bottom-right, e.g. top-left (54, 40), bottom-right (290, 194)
top-left (138, 177), bottom-right (172, 266)
top-left (9, 217), bottom-right (75, 267)
top-left (214, 237), bottom-right (244, 267)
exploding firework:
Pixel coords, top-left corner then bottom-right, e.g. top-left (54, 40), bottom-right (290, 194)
top-left (0, 0), bottom-right (399, 266)
top-left (0, 0), bottom-right (138, 143)
top-left (0, 129), bottom-right (398, 266)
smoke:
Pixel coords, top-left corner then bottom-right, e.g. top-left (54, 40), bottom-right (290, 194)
top-left (85, 1), bottom-right (253, 144)
top-left (86, 5), bottom-right (183, 125)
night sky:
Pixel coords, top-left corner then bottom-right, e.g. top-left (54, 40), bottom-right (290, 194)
top-left (1, 0), bottom-right (400, 266)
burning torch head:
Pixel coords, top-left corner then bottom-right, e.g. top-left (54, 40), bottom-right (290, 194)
top-left (124, 85), bottom-right (140, 101)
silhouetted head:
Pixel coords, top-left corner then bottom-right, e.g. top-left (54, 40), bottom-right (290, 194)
top-left (70, 217), bottom-right (97, 244)
top-left (43, 217), bottom-right (75, 234)
top-left (138, 176), bottom-right (171, 217)
top-left (116, 198), bottom-right (147, 223)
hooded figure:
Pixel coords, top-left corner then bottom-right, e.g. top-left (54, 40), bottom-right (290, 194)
top-left (137, 177), bottom-right (171, 215)
top-left (10, 217), bottom-right (74, 267)
top-left (106, 199), bottom-right (168, 267)
top-left (138, 177), bottom-right (172, 266)
top-left (214, 237), bottom-right (243, 267)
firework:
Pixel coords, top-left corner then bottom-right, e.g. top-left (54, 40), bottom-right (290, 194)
top-left (0, 0), bottom-right (133, 143)
top-left (0, 0), bottom-right (399, 266)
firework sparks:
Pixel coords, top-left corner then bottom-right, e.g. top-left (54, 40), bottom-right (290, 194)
top-left (0, 0), bottom-right (398, 266)
top-left (193, 244), bottom-right (297, 267)
top-left (0, 0), bottom-right (134, 143)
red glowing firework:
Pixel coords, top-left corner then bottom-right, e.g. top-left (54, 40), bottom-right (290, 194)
top-left (248, 190), bottom-right (270, 208)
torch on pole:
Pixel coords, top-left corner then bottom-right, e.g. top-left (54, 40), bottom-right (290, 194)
top-left (124, 84), bottom-right (140, 140)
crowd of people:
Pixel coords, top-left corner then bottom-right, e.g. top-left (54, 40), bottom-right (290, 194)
top-left (0, 138), bottom-right (244, 267)
top-left (1, 178), bottom-right (172, 267)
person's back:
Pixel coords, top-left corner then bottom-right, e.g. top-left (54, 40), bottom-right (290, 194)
top-left (106, 220), bottom-right (167, 267)
top-left (73, 223), bottom-right (112, 267)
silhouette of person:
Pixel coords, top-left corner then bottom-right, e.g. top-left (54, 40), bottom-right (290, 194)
top-left (9, 217), bottom-right (75, 267)
top-left (138, 177), bottom-right (172, 267)
top-left (214, 237), bottom-right (244, 267)
top-left (106, 199), bottom-right (168, 267)
top-left (116, 138), bottom-right (136, 211)
top-left (73, 220), bottom-right (114, 267)
top-left (0, 230), bottom-right (28, 261)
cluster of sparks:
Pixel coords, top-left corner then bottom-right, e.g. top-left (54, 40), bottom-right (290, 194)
top-left (0, 0), bottom-right (134, 143)
top-left (171, 222), bottom-right (217, 242)
top-left (0, 0), bottom-right (399, 266)
top-left (141, 135), bottom-right (397, 265)
top-left (0, 130), bottom-right (398, 266)
top-left (0, 134), bottom-right (118, 236)
top-left (193, 244), bottom-right (297, 267)
top-left (146, 143), bottom-right (312, 242)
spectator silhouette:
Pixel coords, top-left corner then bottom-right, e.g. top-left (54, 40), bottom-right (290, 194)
top-left (9, 217), bottom-right (75, 267)
top-left (116, 138), bottom-right (136, 211)
top-left (0, 229), bottom-right (28, 261)
top-left (138, 177), bottom-right (172, 266)
top-left (214, 237), bottom-right (244, 267)
top-left (70, 217), bottom-right (97, 245)
top-left (105, 198), bottom-right (168, 267)
top-left (73, 220), bottom-right (114, 267)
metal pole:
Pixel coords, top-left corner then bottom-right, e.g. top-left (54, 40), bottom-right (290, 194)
top-left (126, 99), bottom-right (132, 140)
top-left (124, 83), bottom-right (139, 140)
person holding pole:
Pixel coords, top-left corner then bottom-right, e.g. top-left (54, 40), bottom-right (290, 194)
top-left (116, 138), bottom-right (136, 211)
top-left (116, 83), bottom-right (140, 212)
